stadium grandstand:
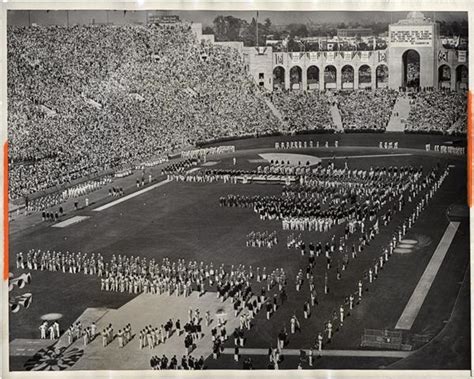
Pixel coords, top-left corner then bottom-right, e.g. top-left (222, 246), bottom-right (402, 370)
top-left (7, 11), bottom-right (467, 201)
top-left (6, 9), bottom-right (469, 373)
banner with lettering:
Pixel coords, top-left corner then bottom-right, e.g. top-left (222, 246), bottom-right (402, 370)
top-left (308, 52), bottom-right (319, 61)
top-left (360, 51), bottom-right (370, 62)
top-left (458, 50), bottom-right (467, 63)
top-left (390, 25), bottom-right (433, 47)
top-left (326, 51), bottom-right (335, 62)
top-left (378, 51), bottom-right (387, 62)
top-left (343, 52), bottom-right (352, 61)
top-left (291, 52), bottom-right (303, 63)
top-left (275, 53), bottom-right (284, 65)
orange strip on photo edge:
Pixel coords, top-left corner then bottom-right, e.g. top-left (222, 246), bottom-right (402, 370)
top-left (469, 92), bottom-right (473, 208)
top-left (4, 142), bottom-right (8, 280)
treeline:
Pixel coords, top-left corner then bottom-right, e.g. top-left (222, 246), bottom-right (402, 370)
top-left (203, 16), bottom-right (468, 46)
top-left (203, 16), bottom-right (271, 46)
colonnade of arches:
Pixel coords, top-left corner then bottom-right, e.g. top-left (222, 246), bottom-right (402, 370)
top-left (273, 64), bottom-right (389, 90)
top-left (401, 49), bottom-right (467, 90)
top-left (438, 63), bottom-right (468, 91)
top-left (273, 60), bottom-right (468, 91)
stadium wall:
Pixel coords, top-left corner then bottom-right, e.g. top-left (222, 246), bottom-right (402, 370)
top-left (244, 47), bottom-right (274, 91)
top-left (243, 12), bottom-right (468, 92)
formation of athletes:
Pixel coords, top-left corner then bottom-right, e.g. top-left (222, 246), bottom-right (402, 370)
top-left (169, 156), bottom-right (451, 368)
top-left (16, 152), bottom-right (452, 369)
top-left (246, 231), bottom-right (278, 248)
top-left (220, 162), bottom-right (422, 232)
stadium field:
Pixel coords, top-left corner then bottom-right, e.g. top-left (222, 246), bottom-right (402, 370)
top-left (8, 133), bottom-right (469, 371)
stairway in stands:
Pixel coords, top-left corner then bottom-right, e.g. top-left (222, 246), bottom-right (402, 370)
top-left (330, 104), bottom-right (344, 132)
top-left (264, 98), bottom-right (289, 130)
top-left (386, 94), bottom-right (411, 132)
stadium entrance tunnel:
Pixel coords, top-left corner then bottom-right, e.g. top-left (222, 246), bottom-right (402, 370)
top-left (402, 49), bottom-right (421, 88)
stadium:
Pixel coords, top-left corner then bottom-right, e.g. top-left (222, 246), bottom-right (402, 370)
top-left (6, 10), bottom-right (470, 372)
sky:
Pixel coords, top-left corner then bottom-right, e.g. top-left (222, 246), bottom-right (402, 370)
top-left (174, 10), bottom-right (466, 26)
top-left (7, 10), bottom-right (467, 27)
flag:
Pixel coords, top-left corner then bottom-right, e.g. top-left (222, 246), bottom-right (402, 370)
top-left (438, 50), bottom-right (448, 62)
top-left (256, 11), bottom-right (259, 47)
top-left (378, 51), bottom-right (386, 62)
top-left (275, 53), bottom-right (284, 65)
top-left (454, 36), bottom-right (460, 48)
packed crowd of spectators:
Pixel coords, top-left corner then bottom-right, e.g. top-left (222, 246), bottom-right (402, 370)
top-left (334, 89), bottom-right (398, 132)
top-left (8, 23), bottom-right (278, 199)
top-left (269, 89), bottom-right (403, 133)
top-left (450, 114), bottom-right (467, 135)
top-left (270, 91), bottom-right (336, 132)
top-left (8, 22), bottom-right (468, 201)
top-left (405, 90), bottom-right (467, 135)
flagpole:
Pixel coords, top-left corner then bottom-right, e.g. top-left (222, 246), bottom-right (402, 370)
top-left (256, 11), bottom-right (259, 47)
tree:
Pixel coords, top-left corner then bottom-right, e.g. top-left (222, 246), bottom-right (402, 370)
top-left (264, 17), bottom-right (272, 29)
top-left (287, 37), bottom-right (302, 52)
top-left (226, 15), bottom-right (243, 41)
top-left (213, 15), bottom-right (228, 41)
top-left (242, 17), bottom-right (256, 46)
top-left (295, 24), bottom-right (309, 38)
top-left (287, 23), bottom-right (308, 39)
top-left (451, 21), bottom-right (461, 36)
top-left (203, 26), bottom-right (214, 34)
top-left (212, 15), bottom-right (245, 41)
top-left (243, 17), bottom-right (267, 46)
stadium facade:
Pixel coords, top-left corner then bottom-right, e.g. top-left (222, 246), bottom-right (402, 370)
top-left (236, 12), bottom-right (468, 92)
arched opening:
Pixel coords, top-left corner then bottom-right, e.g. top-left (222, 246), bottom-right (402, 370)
top-left (273, 66), bottom-right (286, 90)
top-left (290, 66), bottom-right (302, 90)
top-left (376, 64), bottom-right (388, 88)
top-left (438, 64), bottom-right (451, 90)
top-left (402, 50), bottom-right (420, 88)
top-left (307, 66), bottom-right (320, 90)
top-left (358, 65), bottom-right (372, 89)
top-left (324, 65), bottom-right (337, 90)
top-left (456, 65), bottom-right (468, 91)
top-left (341, 65), bottom-right (354, 89)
